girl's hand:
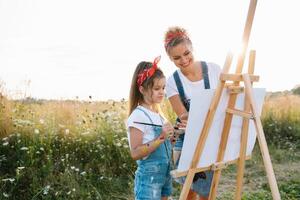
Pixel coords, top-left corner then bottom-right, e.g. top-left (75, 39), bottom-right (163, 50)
top-left (159, 122), bottom-right (174, 141)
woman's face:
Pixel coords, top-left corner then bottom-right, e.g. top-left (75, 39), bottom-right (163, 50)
top-left (168, 42), bottom-right (194, 70)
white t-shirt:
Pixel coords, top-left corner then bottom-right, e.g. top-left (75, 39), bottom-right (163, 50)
top-left (127, 106), bottom-right (165, 148)
top-left (166, 62), bottom-right (221, 100)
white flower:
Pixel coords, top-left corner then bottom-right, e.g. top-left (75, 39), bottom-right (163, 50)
top-left (34, 129), bottom-right (40, 134)
top-left (2, 142), bottom-right (9, 146)
top-left (3, 192), bottom-right (9, 198)
top-left (43, 185), bottom-right (50, 195)
top-left (20, 147), bottom-right (29, 151)
top-left (80, 171), bottom-right (86, 176)
top-left (115, 142), bottom-right (122, 147)
top-left (2, 178), bottom-right (15, 183)
top-left (65, 129), bottom-right (70, 134)
top-left (17, 167), bottom-right (25, 170)
top-left (39, 119), bottom-right (45, 124)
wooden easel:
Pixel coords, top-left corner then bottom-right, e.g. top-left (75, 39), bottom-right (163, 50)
top-left (172, 0), bottom-right (281, 199)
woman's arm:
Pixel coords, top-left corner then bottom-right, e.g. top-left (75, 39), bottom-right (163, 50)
top-left (168, 94), bottom-right (188, 121)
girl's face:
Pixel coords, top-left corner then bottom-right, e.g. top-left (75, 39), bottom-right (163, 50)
top-left (142, 77), bottom-right (166, 105)
top-left (168, 42), bottom-right (194, 70)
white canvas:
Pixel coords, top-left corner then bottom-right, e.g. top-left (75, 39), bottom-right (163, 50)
top-left (177, 88), bottom-right (266, 172)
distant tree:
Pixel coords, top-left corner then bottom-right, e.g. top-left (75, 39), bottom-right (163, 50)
top-left (292, 85), bottom-right (300, 95)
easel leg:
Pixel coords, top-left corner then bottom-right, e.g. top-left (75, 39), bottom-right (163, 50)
top-left (234, 101), bottom-right (251, 200)
top-left (179, 169), bottom-right (196, 200)
top-left (243, 74), bottom-right (281, 200)
top-left (235, 50), bottom-right (256, 199)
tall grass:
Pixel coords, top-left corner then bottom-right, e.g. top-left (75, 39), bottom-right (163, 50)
top-left (0, 98), bottom-right (135, 199)
top-left (262, 94), bottom-right (300, 150)
top-left (0, 92), bottom-right (299, 199)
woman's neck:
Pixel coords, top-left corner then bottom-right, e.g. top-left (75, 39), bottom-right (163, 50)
top-left (181, 61), bottom-right (202, 81)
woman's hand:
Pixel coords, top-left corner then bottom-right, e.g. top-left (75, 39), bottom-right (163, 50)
top-left (179, 112), bottom-right (189, 121)
top-left (175, 112), bottom-right (188, 129)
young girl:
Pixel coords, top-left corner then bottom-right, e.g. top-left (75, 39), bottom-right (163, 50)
top-left (127, 56), bottom-right (174, 200)
top-left (164, 27), bottom-right (221, 200)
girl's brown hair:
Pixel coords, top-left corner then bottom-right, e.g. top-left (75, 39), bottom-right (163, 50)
top-left (128, 61), bottom-right (165, 115)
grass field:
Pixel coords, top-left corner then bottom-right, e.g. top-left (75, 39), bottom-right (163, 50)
top-left (0, 93), bottom-right (299, 199)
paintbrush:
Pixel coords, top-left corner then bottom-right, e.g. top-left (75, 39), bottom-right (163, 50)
top-left (133, 121), bottom-right (185, 131)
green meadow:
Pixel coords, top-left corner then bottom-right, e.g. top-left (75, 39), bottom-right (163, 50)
top-left (0, 92), bottom-right (299, 199)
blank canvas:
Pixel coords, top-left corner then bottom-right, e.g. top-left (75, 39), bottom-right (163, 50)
top-left (177, 88), bottom-right (266, 172)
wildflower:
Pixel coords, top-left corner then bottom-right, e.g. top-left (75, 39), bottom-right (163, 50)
top-left (2, 137), bottom-right (8, 141)
top-left (115, 142), bottom-right (122, 147)
top-left (3, 192), bottom-right (9, 198)
top-left (65, 129), bottom-right (70, 134)
top-left (16, 166), bottom-right (25, 176)
top-left (34, 129), bottom-right (40, 134)
top-left (80, 171), bottom-right (86, 176)
top-left (43, 185), bottom-right (50, 195)
top-left (81, 131), bottom-right (90, 136)
top-left (17, 167), bottom-right (25, 170)
top-left (39, 119), bottom-right (45, 124)
top-left (2, 178), bottom-right (15, 183)
top-left (40, 147), bottom-right (44, 151)
top-left (2, 142), bottom-right (9, 146)
top-left (20, 147), bottom-right (29, 151)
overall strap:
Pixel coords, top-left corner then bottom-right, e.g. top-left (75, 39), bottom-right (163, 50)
top-left (136, 107), bottom-right (154, 124)
top-left (201, 61), bottom-right (210, 89)
top-left (136, 107), bottom-right (164, 125)
top-left (173, 71), bottom-right (189, 111)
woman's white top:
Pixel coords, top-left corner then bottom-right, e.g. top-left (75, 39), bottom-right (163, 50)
top-left (166, 62), bottom-right (221, 100)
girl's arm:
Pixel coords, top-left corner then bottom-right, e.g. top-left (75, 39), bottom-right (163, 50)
top-left (129, 123), bottom-right (173, 160)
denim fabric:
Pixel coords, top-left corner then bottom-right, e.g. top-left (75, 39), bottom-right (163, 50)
top-left (191, 170), bottom-right (214, 197)
top-left (173, 133), bottom-right (185, 151)
top-left (134, 162), bottom-right (172, 200)
top-left (134, 108), bottom-right (172, 200)
top-left (173, 148), bottom-right (214, 197)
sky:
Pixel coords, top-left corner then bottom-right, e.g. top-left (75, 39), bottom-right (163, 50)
top-left (0, 0), bottom-right (299, 101)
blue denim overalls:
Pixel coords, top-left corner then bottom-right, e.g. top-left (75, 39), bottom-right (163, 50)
top-left (173, 61), bottom-right (214, 197)
top-left (134, 107), bottom-right (173, 200)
